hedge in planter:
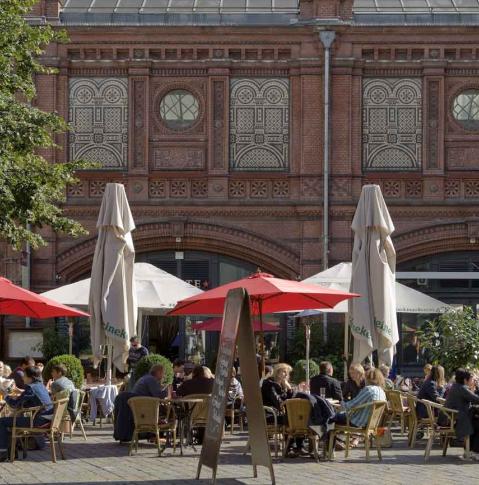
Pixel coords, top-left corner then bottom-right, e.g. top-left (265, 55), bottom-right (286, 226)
top-left (291, 359), bottom-right (320, 384)
top-left (133, 354), bottom-right (173, 386)
top-left (44, 354), bottom-right (84, 389)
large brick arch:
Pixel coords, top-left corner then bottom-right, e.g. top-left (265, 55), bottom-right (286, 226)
top-left (394, 220), bottom-right (479, 264)
top-left (56, 220), bottom-right (300, 282)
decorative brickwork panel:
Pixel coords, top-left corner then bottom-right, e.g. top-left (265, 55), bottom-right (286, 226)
top-left (464, 180), bottom-right (479, 198)
top-left (427, 80), bottom-right (440, 169)
top-left (250, 180), bottom-right (269, 198)
top-left (229, 180), bottom-right (246, 198)
top-left (132, 78), bottom-right (146, 169)
top-left (272, 180), bottom-right (290, 198)
top-left (151, 146), bottom-right (205, 170)
top-left (69, 78), bottom-right (128, 169)
top-left (447, 147), bottom-right (479, 170)
top-left (230, 78), bottom-right (289, 171)
top-left (444, 180), bottom-right (461, 198)
top-left (149, 180), bottom-right (166, 198)
top-left (363, 78), bottom-right (422, 171)
top-left (191, 180), bottom-right (208, 198)
top-left (212, 80), bottom-right (226, 170)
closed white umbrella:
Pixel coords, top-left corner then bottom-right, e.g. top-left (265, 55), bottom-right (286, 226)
top-left (350, 185), bottom-right (398, 366)
top-left (89, 183), bottom-right (137, 378)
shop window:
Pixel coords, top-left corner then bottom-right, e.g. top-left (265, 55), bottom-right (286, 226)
top-left (453, 90), bottom-right (479, 130)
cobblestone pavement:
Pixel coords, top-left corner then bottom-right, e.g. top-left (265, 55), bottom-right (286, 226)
top-left (0, 423), bottom-right (476, 485)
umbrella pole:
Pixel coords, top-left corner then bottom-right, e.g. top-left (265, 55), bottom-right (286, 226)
top-left (344, 313), bottom-right (349, 381)
top-left (305, 321), bottom-right (311, 387)
top-left (258, 300), bottom-right (265, 378)
top-left (106, 337), bottom-right (112, 386)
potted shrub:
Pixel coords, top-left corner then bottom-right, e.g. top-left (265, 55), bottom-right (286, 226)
top-left (133, 353), bottom-right (174, 386)
top-left (44, 354), bottom-right (84, 389)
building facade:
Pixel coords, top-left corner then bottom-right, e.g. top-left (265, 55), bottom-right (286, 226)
top-left (2, 0), bottom-right (479, 366)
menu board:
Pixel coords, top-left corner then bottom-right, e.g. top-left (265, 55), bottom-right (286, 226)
top-left (197, 288), bottom-right (274, 484)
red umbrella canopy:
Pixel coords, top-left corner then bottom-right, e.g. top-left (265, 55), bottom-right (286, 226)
top-left (192, 317), bottom-right (280, 333)
top-left (168, 272), bottom-right (359, 316)
top-left (0, 277), bottom-right (89, 319)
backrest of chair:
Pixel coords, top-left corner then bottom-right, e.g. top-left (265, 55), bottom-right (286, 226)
top-left (284, 399), bottom-right (311, 433)
top-left (366, 401), bottom-right (387, 431)
top-left (420, 399), bottom-right (436, 424)
top-left (51, 398), bottom-right (70, 430)
top-left (387, 390), bottom-right (404, 413)
top-left (128, 397), bottom-right (160, 427)
top-left (406, 393), bottom-right (418, 426)
top-left (53, 389), bottom-right (71, 401)
top-left (187, 394), bottom-right (211, 427)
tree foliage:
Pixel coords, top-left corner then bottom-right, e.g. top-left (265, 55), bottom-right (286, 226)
top-left (134, 354), bottom-right (174, 386)
top-left (0, 0), bottom-right (91, 250)
top-left (418, 308), bottom-right (479, 376)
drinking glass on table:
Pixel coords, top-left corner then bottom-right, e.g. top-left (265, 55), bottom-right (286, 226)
top-left (320, 387), bottom-right (326, 399)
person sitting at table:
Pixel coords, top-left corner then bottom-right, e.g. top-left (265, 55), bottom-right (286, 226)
top-left (227, 367), bottom-right (244, 407)
top-left (310, 361), bottom-right (343, 401)
top-left (132, 364), bottom-right (170, 399)
top-left (330, 368), bottom-right (386, 429)
top-left (0, 366), bottom-right (53, 461)
top-left (9, 356), bottom-right (35, 390)
top-left (172, 359), bottom-right (185, 393)
top-left (443, 368), bottom-right (479, 458)
top-left (49, 364), bottom-right (75, 395)
top-left (379, 364), bottom-right (395, 390)
top-left (176, 365), bottom-right (214, 397)
top-left (341, 363), bottom-right (365, 401)
top-left (416, 365), bottom-right (446, 419)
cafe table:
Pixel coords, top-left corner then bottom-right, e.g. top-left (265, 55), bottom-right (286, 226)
top-left (172, 397), bottom-right (207, 456)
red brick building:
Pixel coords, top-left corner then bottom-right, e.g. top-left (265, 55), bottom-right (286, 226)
top-left (2, 0), bottom-right (479, 364)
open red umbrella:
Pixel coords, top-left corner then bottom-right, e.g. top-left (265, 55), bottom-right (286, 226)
top-left (169, 271), bottom-right (359, 375)
top-left (169, 271), bottom-right (359, 317)
top-left (0, 277), bottom-right (89, 319)
top-left (192, 317), bottom-right (280, 333)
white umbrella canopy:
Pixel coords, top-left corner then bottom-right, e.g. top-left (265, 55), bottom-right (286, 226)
top-left (350, 184), bottom-right (398, 366)
top-left (41, 263), bottom-right (203, 314)
top-left (300, 263), bottom-right (450, 315)
top-left (89, 183), bottom-right (137, 373)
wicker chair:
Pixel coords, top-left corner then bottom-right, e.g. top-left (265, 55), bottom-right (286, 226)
top-left (283, 398), bottom-right (319, 462)
top-left (405, 393), bottom-right (433, 448)
top-left (128, 397), bottom-right (176, 456)
top-left (10, 397), bottom-right (69, 463)
top-left (264, 406), bottom-right (283, 458)
top-left (328, 400), bottom-right (387, 462)
top-left (420, 399), bottom-right (468, 462)
top-left (187, 394), bottom-right (211, 444)
top-left (386, 390), bottom-right (410, 435)
top-left (225, 395), bottom-right (245, 435)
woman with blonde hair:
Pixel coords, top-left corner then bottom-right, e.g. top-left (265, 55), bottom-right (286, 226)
top-left (330, 368), bottom-right (386, 429)
top-left (342, 363), bottom-right (366, 401)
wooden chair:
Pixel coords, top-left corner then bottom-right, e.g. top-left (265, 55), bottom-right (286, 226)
top-left (10, 397), bottom-right (69, 463)
top-left (264, 406), bottom-right (283, 458)
top-left (225, 395), bottom-right (245, 435)
top-left (421, 399), bottom-right (468, 462)
top-left (128, 397), bottom-right (177, 456)
top-left (283, 398), bottom-right (320, 462)
top-left (405, 393), bottom-right (433, 448)
top-left (328, 400), bottom-right (387, 462)
top-left (62, 390), bottom-right (87, 441)
top-left (187, 394), bottom-right (211, 444)
top-left (386, 390), bottom-right (410, 435)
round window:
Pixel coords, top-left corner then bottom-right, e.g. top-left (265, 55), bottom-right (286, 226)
top-left (453, 90), bottom-right (479, 130)
top-left (159, 90), bottom-right (199, 129)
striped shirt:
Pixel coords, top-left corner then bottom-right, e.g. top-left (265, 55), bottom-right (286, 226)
top-left (342, 385), bottom-right (386, 427)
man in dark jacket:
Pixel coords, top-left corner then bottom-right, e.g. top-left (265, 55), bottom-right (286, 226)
top-left (0, 366), bottom-right (52, 461)
top-left (310, 361), bottom-right (343, 401)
